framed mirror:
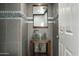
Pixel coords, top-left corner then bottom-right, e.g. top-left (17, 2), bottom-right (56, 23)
top-left (33, 5), bottom-right (48, 28)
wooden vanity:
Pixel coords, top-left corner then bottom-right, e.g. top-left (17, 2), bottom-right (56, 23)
top-left (30, 39), bottom-right (51, 56)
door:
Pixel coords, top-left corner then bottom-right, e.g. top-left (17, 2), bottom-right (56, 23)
top-left (59, 3), bottom-right (79, 56)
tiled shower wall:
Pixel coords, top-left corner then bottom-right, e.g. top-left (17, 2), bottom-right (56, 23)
top-left (0, 3), bottom-right (28, 56)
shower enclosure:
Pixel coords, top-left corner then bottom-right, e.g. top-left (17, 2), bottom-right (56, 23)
top-left (0, 3), bottom-right (58, 56)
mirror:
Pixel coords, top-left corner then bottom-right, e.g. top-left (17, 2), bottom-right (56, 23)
top-left (33, 5), bottom-right (48, 28)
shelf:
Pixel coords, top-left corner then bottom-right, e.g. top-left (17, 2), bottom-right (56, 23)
top-left (30, 39), bottom-right (51, 56)
top-left (31, 39), bottom-right (50, 43)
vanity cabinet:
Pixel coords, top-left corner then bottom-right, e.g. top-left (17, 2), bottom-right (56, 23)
top-left (30, 40), bottom-right (51, 56)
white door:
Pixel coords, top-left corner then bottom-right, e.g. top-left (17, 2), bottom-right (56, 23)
top-left (59, 3), bottom-right (79, 56)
